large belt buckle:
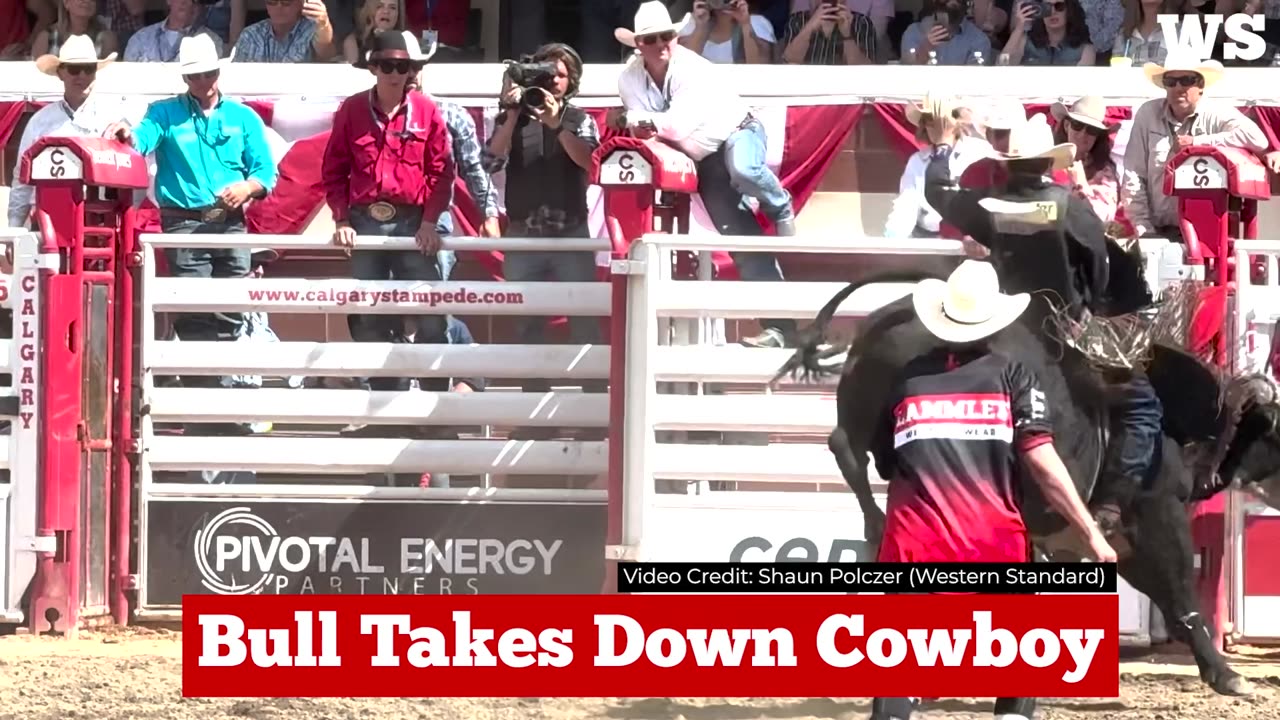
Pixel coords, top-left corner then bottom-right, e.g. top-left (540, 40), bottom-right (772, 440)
top-left (202, 207), bottom-right (227, 223)
top-left (368, 202), bottom-right (398, 222)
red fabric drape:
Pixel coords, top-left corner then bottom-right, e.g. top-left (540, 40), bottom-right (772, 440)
top-left (1246, 106), bottom-right (1280, 152)
top-left (0, 101), bottom-right (28, 150)
top-left (869, 102), bottom-right (925, 159)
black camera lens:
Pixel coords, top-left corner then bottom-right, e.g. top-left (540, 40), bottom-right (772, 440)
top-left (522, 87), bottom-right (551, 108)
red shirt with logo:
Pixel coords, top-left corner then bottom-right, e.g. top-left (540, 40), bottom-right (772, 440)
top-left (321, 88), bottom-right (456, 224)
top-left (871, 347), bottom-right (1053, 563)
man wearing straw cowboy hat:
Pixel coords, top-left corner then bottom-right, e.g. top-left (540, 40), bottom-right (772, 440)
top-left (607, 0), bottom-right (799, 349)
top-left (919, 103), bottom-right (1158, 542)
top-left (867, 260), bottom-right (1116, 720)
top-left (109, 33), bottom-right (278, 436)
top-left (8, 35), bottom-right (142, 229)
top-left (1121, 49), bottom-right (1267, 241)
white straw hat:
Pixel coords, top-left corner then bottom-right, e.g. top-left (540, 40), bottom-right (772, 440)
top-left (177, 34), bottom-right (229, 75)
top-left (34, 34), bottom-right (116, 76)
top-left (1050, 95), bottom-right (1119, 132)
top-left (993, 113), bottom-right (1075, 171)
top-left (615, 0), bottom-right (692, 48)
top-left (982, 97), bottom-right (1028, 131)
top-left (913, 260), bottom-right (1031, 344)
top-left (1143, 49), bottom-right (1224, 91)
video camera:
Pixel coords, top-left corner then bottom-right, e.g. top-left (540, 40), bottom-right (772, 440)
top-left (504, 58), bottom-right (559, 111)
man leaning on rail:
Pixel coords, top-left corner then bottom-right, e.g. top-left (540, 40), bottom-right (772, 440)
top-left (607, 1), bottom-right (798, 349)
top-left (108, 33), bottom-right (278, 437)
top-left (321, 29), bottom-right (457, 439)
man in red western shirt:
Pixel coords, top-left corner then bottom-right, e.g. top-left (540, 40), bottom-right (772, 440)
top-left (322, 29), bottom-right (457, 425)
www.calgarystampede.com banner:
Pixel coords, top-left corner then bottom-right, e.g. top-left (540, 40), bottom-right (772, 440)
top-left (181, 593), bottom-right (1120, 697)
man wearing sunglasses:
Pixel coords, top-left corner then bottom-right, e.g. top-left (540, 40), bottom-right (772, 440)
top-left (1120, 51), bottom-right (1267, 242)
top-left (609, 1), bottom-right (798, 350)
top-left (109, 33), bottom-right (277, 436)
top-left (9, 36), bottom-right (142, 230)
top-left (321, 30), bottom-right (457, 438)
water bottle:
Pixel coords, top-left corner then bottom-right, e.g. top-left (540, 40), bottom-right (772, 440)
top-left (927, 50), bottom-right (939, 65)
top-left (1271, 50), bottom-right (1280, 67)
top-left (996, 52), bottom-right (1012, 66)
top-left (970, 50), bottom-right (985, 65)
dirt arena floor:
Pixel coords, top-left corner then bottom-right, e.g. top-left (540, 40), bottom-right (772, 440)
top-left (0, 627), bottom-right (1277, 720)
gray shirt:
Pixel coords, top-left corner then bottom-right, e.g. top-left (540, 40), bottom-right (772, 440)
top-left (900, 19), bottom-right (991, 65)
top-left (1121, 97), bottom-right (1269, 235)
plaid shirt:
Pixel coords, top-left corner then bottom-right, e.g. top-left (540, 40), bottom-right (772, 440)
top-left (433, 97), bottom-right (500, 219)
top-left (105, 0), bottom-right (146, 37)
top-left (231, 18), bottom-right (317, 62)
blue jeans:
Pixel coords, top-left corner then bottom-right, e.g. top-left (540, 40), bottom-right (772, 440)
top-left (347, 206), bottom-right (448, 392)
top-left (1109, 372), bottom-right (1163, 485)
top-left (724, 119), bottom-right (794, 225)
top-left (696, 142), bottom-right (795, 337)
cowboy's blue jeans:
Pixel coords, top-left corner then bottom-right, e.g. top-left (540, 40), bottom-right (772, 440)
top-left (724, 118), bottom-right (795, 225)
top-left (1108, 373), bottom-right (1163, 492)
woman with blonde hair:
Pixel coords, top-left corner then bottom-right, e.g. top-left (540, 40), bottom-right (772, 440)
top-left (343, 0), bottom-right (405, 64)
top-left (30, 0), bottom-right (118, 59)
top-left (1051, 95), bottom-right (1120, 224)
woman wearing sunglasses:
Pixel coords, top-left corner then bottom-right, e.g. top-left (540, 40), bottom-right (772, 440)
top-left (1001, 0), bottom-right (1095, 65)
top-left (1050, 96), bottom-right (1119, 225)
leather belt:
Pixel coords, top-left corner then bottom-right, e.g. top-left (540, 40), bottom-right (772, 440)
top-left (160, 206), bottom-right (243, 223)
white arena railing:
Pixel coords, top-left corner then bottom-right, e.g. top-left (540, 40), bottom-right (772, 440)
top-left (1226, 240), bottom-right (1280, 644)
top-left (133, 232), bottom-right (613, 617)
top-left (613, 233), bottom-right (1155, 639)
top-left (0, 229), bottom-right (43, 625)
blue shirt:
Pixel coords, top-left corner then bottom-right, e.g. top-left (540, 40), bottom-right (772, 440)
top-left (231, 18), bottom-right (318, 63)
top-left (131, 94), bottom-right (278, 210)
top-left (900, 19), bottom-right (992, 65)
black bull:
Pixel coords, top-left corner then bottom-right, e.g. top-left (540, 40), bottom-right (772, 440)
top-left (774, 268), bottom-right (1280, 698)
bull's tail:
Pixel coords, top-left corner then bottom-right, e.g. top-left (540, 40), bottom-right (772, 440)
top-left (771, 270), bottom-right (940, 386)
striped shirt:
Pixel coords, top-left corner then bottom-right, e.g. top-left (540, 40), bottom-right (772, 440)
top-left (780, 9), bottom-right (876, 64)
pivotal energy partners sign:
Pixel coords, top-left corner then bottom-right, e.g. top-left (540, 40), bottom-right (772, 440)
top-left (142, 499), bottom-right (606, 606)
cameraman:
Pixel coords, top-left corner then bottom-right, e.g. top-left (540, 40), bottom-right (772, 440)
top-left (483, 42), bottom-right (604, 393)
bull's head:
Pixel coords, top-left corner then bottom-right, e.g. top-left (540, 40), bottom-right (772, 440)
top-left (1217, 373), bottom-right (1280, 509)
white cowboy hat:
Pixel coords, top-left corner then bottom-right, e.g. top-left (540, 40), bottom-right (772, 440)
top-left (34, 34), bottom-right (116, 76)
top-left (615, 0), bottom-right (692, 48)
top-left (177, 33), bottom-right (229, 75)
top-left (981, 97), bottom-right (1028, 131)
top-left (1143, 50), bottom-right (1224, 91)
top-left (913, 260), bottom-right (1031, 344)
top-left (992, 113), bottom-right (1075, 170)
top-left (1050, 95), bottom-right (1119, 132)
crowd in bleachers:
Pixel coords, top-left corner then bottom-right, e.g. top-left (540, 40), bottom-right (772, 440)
top-left (4, 0), bottom-right (1280, 69)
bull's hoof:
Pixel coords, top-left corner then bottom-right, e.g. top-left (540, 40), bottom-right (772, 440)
top-left (1210, 671), bottom-right (1253, 697)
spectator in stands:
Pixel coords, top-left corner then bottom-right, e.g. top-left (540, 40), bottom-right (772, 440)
top-left (30, 0), bottom-right (119, 59)
top-left (109, 34), bottom-right (278, 435)
top-left (1, 0), bottom-right (55, 58)
top-left (778, 0), bottom-right (876, 65)
top-left (483, 42), bottom-right (607, 378)
top-left (1077, 0), bottom-right (1123, 61)
top-left (342, 0), bottom-right (402, 63)
top-left (199, 0), bottom-right (247, 51)
top-left (900, 0), bottom-right (991, 64)
top-left (104, 0), bottom-right (146, 49)
top-left (323, 30), bottom-right (456, 437)
top-left (1002, 0), bottom-right (1096, 65)
top-left (884, 94), bottom-right (992, 239)
top-left (1121, 52), bottom-right (1268, 240)
top-left (231, 0), bottom-right (337, 62)
top-left (1111, 0), bottom-right (1170, 65)
top-left (610, 1), bottom-right (797, 348)
top-left (124, 0), bottom-right (225, 61)
top-left (1051, 96), bottom-right (1119, 224)
top-left (9, 37), bottom-right (140, 229)
top-left (679, 0), bottom-right (776, 63)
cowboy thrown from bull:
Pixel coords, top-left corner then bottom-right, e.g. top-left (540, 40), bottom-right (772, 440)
top-left (917, 95), bottom-right (1159, 543)
top-left (868, 260), bottom-right (1117, 720)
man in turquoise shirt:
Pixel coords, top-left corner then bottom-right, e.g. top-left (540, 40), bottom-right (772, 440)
top-left (110, 34), bottom-right (279, 436)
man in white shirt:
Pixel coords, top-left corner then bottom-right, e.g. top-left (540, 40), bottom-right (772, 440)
top-left (8, 36), bottom-right (143, 229)
top-left (123, 0), bottom-right (225, 62)
top-left (607, 0), bottom-right (797, 349)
